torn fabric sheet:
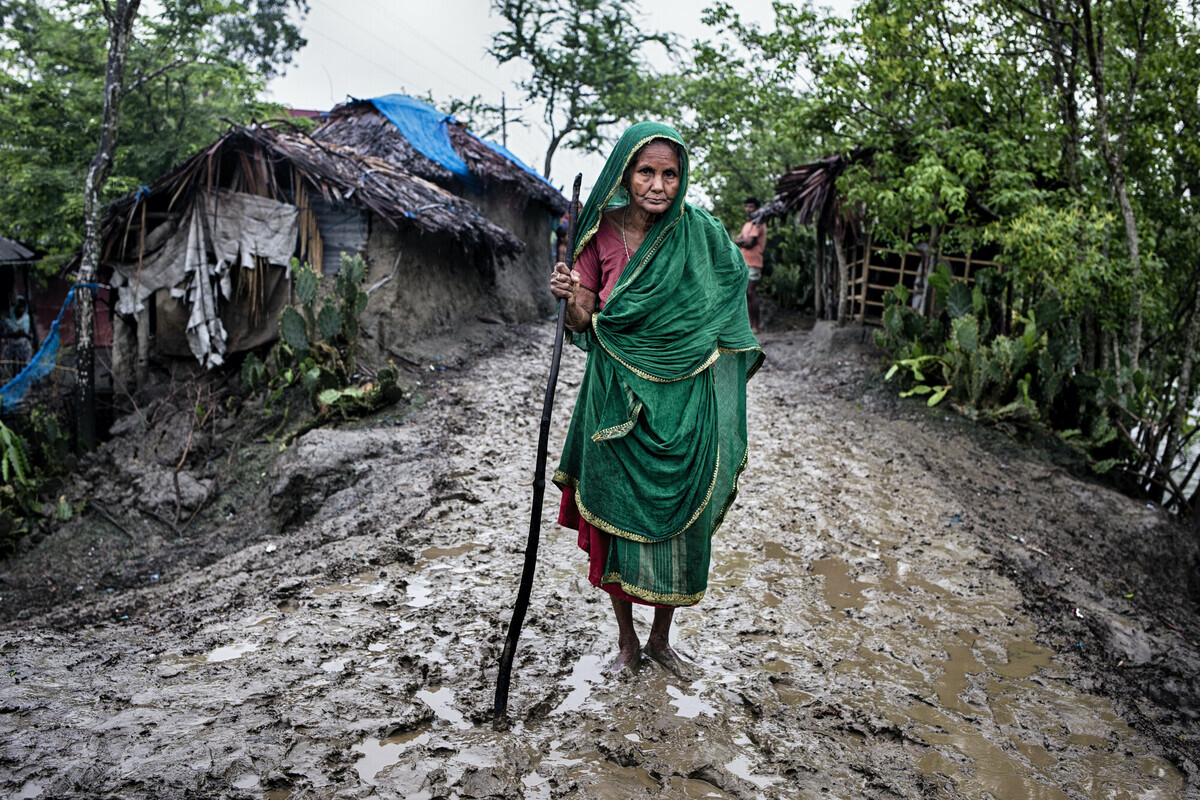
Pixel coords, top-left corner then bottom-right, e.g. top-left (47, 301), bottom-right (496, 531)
top-left (205, 190), bottom-right (300, 287)
top-left (111, 190), bottom-right (299, 368)
top-left (183, 203), bottom-right (227, 368)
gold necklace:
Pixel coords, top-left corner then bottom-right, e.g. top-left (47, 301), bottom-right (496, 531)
top-left (621, 206), bottom-right (631, 263)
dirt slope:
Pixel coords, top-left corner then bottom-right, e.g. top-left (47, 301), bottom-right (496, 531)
top-left (0, 320), bottom-right (1197, 800)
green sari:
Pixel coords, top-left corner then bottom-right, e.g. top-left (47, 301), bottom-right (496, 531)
top-left (553, 122), bottom-right (764, 607)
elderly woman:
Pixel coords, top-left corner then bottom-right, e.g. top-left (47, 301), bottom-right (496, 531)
top-left (549, 122), bottom-right (763, 676)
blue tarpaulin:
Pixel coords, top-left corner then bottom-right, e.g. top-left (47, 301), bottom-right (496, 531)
top-left (467, 132), bottom-right (556, 190)
top-left (366, 94), bottom-right (556, 193)
top-left (367, 94), bottom-right (479, 190)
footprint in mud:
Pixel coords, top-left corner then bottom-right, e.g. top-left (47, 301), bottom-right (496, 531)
top-left (551, 653), bottom-right (605, 715)
top-left (416, 686), bottom-right (470, 730)
top-left (665, 683), bottom-right (716, 719)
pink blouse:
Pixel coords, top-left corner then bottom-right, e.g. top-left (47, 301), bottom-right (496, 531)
top-left (574, 218), bottom-right (631, 310)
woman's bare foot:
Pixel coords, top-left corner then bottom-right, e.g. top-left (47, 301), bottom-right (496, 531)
top-left (643, 640), bottom-right (695, 679)
top-left (608, 597), bottom-right (642, 674)
top-left (609, 640), bottom-right (641, 674)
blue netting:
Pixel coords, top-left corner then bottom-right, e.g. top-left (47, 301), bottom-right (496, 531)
top-left (0, 283), bottom-right (95, 414)
top-left (367, 94), bottom-right (480, 190)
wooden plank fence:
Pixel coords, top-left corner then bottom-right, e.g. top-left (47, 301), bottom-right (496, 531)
top-left (846, 226), bottom-right (1001, 323)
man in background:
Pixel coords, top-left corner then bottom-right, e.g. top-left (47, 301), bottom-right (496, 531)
top-left (734, 197), bottom-right (766, 332)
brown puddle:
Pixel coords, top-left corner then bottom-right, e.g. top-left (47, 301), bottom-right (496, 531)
top-left (810, 557), bottom-right (867, 611)
top-left (763, 541), bottom-right (802, 561)
top-left (912, 704), bottom-right (1073, 800)
top-left (990, 638), bottom-right (1054, 680)
top-left (421, 542), bottom-right (480, 560)
top-left (567, 755), bottom-right (659, 796)
top-left (311, 572), bottom-right (379, 596)
top-left (933, 640), bottom-right (985, 714)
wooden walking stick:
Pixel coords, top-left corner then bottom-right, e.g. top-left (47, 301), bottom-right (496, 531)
top-left (493, 173), bottom-right (583, 726)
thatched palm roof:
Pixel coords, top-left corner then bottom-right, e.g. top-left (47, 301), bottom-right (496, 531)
top-left (100, 124), bottom-right (523, 264)
top-left (758, 152), bottom-right (865, 232)
top-left (316, 100), bottom-right (568, 215)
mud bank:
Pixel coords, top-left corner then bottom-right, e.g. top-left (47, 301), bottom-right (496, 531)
top-left (1, 320), bottom-right (1197, 799)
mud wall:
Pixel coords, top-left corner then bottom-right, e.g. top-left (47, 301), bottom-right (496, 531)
top-left (359, 197), bottom-right (557, 356)
top-left (358, 221), bottom-right (499, 357)
top-left (469, 188), bottom-right (558, 322)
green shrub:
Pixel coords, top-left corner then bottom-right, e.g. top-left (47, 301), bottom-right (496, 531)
top-left (761, 225), bottom-right (815, 312)
top-left (0, 406), bottom-right (75, 552)
top-left (242, 253), bottom-right (401, 435)
top-left (878, 272), bottom-right (1095, 433)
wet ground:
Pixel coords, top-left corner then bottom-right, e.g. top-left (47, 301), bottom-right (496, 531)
top-left (1, 320), bottom-right (1197, 799)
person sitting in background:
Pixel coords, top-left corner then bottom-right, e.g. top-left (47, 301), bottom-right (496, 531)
top-left (734, 198), bottom-right (766, 332)
top-left (1, 296), bottom-right (33, 382)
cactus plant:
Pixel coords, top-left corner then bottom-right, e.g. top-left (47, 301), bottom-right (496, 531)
top-left (242, 253), bottom-right (399, 430)
top-left (294, 257), bottom-right (319, 305)
top-left (279, 306), bottom-right (310, 359)
top-left (317, 303), bottom-right (343, 342)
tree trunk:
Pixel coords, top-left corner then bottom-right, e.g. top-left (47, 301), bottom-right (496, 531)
top-left (913, 226), bottom-right (941, 318)
top-left (75, 0), bottom-right (141, 451)
top-left (813, 225), bottom-right (826, 320)
top-left (1079, 309), bottom-right (1095, 372)
top-left (833, 227), bottom-right (850, 325)
top-left (543, 129), bottom-right (567, 179)
top-left (826, 240), bottom-right (838, 319)
top-left (1039, 0), bottom-right (1083, 193)
top-left (1080, 0), bottom-right (1144, 374)
top-left (1160, 267), bottom-right (1200, 509)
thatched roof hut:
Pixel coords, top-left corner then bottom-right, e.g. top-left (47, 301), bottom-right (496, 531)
top-left (760, 150), bottom-right (998, 324)
top-left (757, 153), bottom-right (855, 233)
top-left (101, 124), bottom-right (522, 269)
top-left (0, 236), bottom-right (34, 264)
top-left (98, 122), bottom-right (553, 389)
top-left (308, 95), bottom-right (567, 345)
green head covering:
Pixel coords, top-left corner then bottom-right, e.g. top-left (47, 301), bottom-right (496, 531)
top-left (572, 121), bottom-right (690, 262)
top-left (554, 122), bottom-right (764, 607)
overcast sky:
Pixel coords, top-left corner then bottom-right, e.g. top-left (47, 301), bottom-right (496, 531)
top-left (267, 1), bottom-right (852, 199)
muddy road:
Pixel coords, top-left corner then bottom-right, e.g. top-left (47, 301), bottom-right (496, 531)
top-left (1, 321), bottom-right (1197, 799)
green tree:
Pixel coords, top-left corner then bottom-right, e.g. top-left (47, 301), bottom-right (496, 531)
top-left (665, 3), bottom-right (821, 225)
top-left (488, 0), bottom-right (673, 178)
top-left (676, 0), bottom-right (1200, 511)
top-left (0, 0), bottom-right (308, 258)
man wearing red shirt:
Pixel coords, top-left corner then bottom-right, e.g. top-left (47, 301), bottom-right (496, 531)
top-left (735, 197), bottom-right (766, 332)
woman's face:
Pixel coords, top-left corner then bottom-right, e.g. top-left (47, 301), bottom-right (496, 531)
top-left (626, 141), bottom-right (681, 218)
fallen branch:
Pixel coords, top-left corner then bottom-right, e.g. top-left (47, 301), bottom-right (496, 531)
top-left (143, 507), bottom-right (181, 536)
top-left (1155, 613), bottom-right (1198, 649)
top-left (88, 500), bottom-right (138, 542)
top-left (1112, 416), bottom-right (1185, 508)
top-left (366, 249), bottom-right (403, 295)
